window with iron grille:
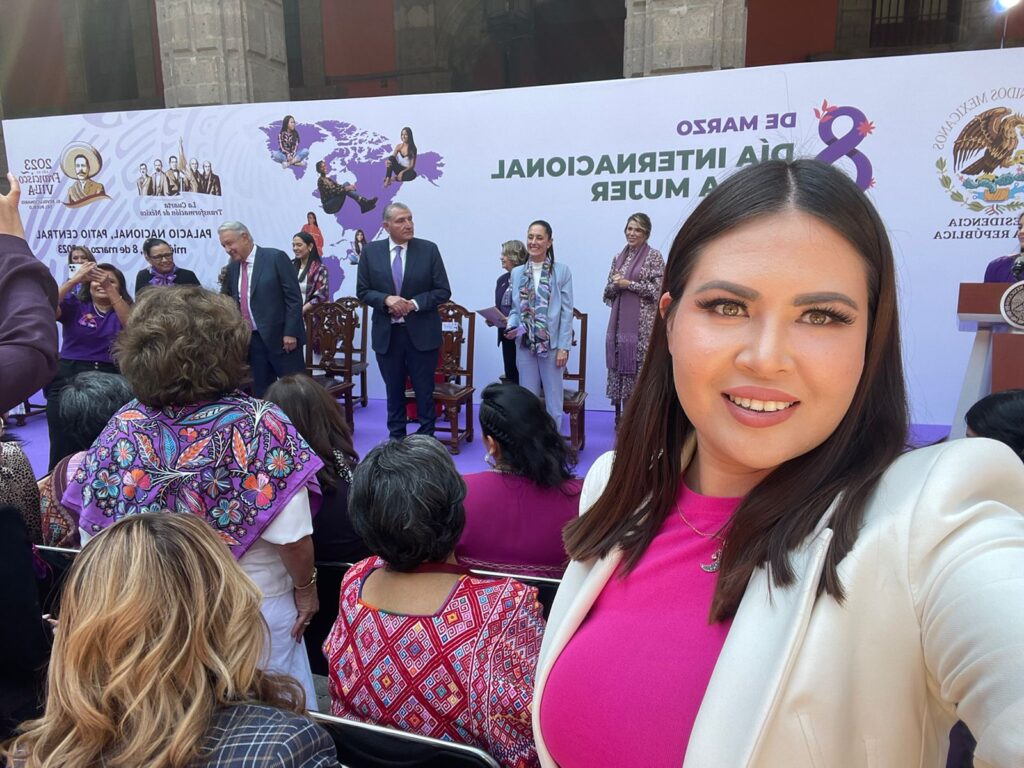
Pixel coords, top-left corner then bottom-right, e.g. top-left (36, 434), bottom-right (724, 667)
top-left (870, 0), bottom-right (962, 47)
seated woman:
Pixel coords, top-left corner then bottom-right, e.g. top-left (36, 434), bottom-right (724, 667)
top-left (1, 513), bottom-right (339, 767)
top-left (264, 374), bottom-right (369, 564)
top-left (456, 383), bottom-right (581, 578)
top-left (0, 426), bottom-right (40, 544)
top-left (60, 286), bottom-right (323, 707)
top-left (37, 371), bottom-right (133, 548)
top-left (0, 506), bottom-right (50, 741)
top-left (383, 127), bottom-right (417, 186)
top-left (271, 115), bottom-right (310, 169)
top-left (324, 435), bottom-right (544, 768)
top-left (316, 161), bottom-right (377, 216)
top-left (134, 237), bottom-right (200, 295)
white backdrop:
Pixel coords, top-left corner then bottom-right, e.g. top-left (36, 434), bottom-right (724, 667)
top-left (6, 48), bottom-right (1023, 424)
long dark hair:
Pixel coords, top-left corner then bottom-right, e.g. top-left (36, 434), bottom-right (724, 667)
top-left (263, 374), bottom-right (358, 492)
top-left (291, 231), bottom-right (321, 266)
top-left (564, 159), bottom-right (908, 622)
top-left (478, 382), bottom-right (575, 489)
top-left (280, 114), bottom-right (297, 138)
top-left (354, 229), bottom-right (366, 255)
top-left (79, 263), bottom-right (132, 306)
top-left (401, 126), bottom-right (417, 159)
top-left (528, 219), bottom-right (555, 263)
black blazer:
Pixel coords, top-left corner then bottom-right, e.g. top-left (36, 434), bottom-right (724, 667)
top-left (220, 246), bottom-right (305, 350)
top-left (134, 267), bottom-right (201, 295)
top-left (356, 237), bottom-right (451, 354)
top-left (494, 271), bottom-right (513, 346)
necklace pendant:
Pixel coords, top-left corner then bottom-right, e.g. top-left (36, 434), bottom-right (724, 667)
top-left (700, 549), bottom-right (722, 573)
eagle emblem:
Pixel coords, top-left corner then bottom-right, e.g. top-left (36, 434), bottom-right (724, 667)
top-left (953, 107), bottom-right (1024, 176)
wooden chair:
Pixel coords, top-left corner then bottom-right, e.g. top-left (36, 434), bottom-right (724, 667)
top-left (407, 303), bottom-right (476, 454)
top-left (310, 712), bottom-right (500, 768)
top-left (562, 308), bottom-right (588, 452)
top-left (12, 399), bottom-right (46, 426)
top-left (336, 296), bottom-right (371, 407)
top-left (304, 302), bottom-right (356, 428)
top-left (433, 303), bottom-right (476, 454)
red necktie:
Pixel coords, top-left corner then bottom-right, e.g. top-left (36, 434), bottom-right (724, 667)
top-left (240, 259), bottom-right (255, 329)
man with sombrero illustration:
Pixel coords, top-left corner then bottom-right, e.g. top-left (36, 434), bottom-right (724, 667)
top-left (62, 143), bottom-right (110, 208)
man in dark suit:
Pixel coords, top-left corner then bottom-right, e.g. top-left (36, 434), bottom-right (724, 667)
top-left (357, 202), bottom-right (451, 438)
top-left (219, 221), bottom-right (305, 396)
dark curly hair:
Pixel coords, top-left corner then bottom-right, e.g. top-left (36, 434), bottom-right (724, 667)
top-left (966, 389), bottom-right (1024, 462)
top-left (348, 435), bottom-right (466, 571)
top-left (479, 382), bottom-right (576, 489)
top-left (114, 286), bottom-right (250, 407)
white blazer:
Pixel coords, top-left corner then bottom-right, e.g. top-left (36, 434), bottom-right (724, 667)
top-left (533, 438), bottom-right (1024, 767)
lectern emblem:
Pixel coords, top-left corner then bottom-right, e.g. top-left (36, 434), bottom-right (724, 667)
top-left (1000, 281), bottom-right (1024, 330)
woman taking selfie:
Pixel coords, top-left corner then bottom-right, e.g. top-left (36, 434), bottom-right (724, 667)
top-left (533, 160), bottom-right (1024, 767)
top-left (45, 262), bottom-right (132, 469)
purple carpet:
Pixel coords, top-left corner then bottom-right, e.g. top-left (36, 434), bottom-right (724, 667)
top-left (10, 397), bottom-right (619, 480)
top-left (9, 395), bottom-right (950, 482)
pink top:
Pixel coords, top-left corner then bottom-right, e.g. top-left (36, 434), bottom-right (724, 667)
top-left (456, 471), bottom-right (582, 578)
top-left (540, 484), bottom-right (739, 767)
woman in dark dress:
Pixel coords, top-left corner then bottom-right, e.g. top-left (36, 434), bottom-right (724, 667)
top-left (134, 237), bottom-right (200, 295)
top-left (264, 374), bottom-right (368, 563)
top-left (493, 239), bottom-right (527, 384)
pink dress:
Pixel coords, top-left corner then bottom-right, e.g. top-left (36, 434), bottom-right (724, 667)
top-left (456, 471), bottom-right (582, 578)
top-left (539, 485), bottom-right (738, 767)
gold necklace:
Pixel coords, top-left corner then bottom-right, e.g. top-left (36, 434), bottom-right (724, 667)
top-left (677, 508), bottom-right (725, 573)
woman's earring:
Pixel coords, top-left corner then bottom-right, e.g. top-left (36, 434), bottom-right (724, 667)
top-left (484, 452), bottom-right (497, 468)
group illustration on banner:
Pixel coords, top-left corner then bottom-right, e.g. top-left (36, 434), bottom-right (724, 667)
top-left (136, 140), bottom-right (223, 198)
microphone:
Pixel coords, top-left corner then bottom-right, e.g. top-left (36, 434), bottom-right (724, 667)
top-left (1014, 252), bottom-right (1024, 280)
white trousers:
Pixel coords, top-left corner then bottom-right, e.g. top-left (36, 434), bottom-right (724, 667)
top-left (516, 344), bottom-right (565, 427)
top-left (260, 592), bottom-right (319, 711)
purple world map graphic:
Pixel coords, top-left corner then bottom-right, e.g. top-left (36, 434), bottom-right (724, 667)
top-left (260, 119), bottom-right (445, 297)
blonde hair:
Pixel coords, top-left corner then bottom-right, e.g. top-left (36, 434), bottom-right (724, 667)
top-left (2, 514), bottom-right (304, 768)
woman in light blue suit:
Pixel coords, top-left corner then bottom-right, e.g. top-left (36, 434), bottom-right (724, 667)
top-left (505, 220), bottom-right (574, 426)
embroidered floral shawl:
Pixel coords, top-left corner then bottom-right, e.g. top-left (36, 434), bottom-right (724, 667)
top-left (62, 393), bottom-right (323, 558)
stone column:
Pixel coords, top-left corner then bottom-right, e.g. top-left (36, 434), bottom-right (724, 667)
top-left (154, 0), bottom-right (289, 107)
top-left (623, 0), bottom-right (746, 77)
top-left (394, 0), bottom-right (457, 94)
top-left (834, 0), bottom-right (872, 51)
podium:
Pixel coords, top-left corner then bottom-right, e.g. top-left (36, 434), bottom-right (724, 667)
top-left (949, 282), bottom-right (1024, 439)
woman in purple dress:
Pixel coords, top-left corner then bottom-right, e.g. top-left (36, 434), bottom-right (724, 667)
top-left (603, 212), bottom-right (665, 424)
top-left (46, 262), bottom-right (132, 469)
top-left (456, 382), bottom-right (581, 578)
